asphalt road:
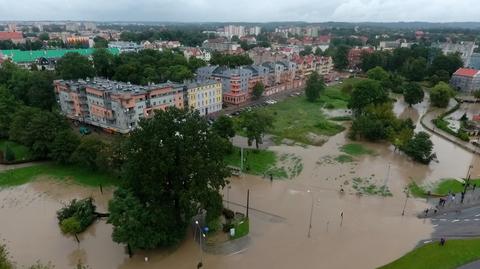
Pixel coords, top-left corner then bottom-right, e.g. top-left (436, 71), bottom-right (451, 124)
top-left (428, 206), bottom-right (480, 239)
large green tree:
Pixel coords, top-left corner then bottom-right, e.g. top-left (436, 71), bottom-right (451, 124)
top-left (333, 45), bottom-right (350, 70)
top-left (70, 137), bottom-right (106, 171)
top-left (49, 130), bottom-right (80, 164)
top-left (430, 82), bottom-right (453, 108)
top-left (402, 131), bottom-right (435, 164)
top-left (403, 82), bottom-right (425, 107)
top-left (240, 111), bottom-right (274, 149)
top-left (252, 82), bottom-right (265, 100)
top-left (367, 66), bottom-right (389, 82)
top-left (348, 79), bottom-right (389, 115)
top-left (0, 87), bottom-right (18, 138)
top-left (108, 108), bottom-right (230, 250)
top-left (56, 52), bottom-right (95, 80)
top-left (92, 48), bottom-right (115, 79)
top-left (212, 115), bottom-right (236, 140)
top-left (305, 72), bottom-right (325, 102)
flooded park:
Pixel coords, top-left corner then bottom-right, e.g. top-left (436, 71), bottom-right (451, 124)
top-left (1, 96), bottom-right (479, 269)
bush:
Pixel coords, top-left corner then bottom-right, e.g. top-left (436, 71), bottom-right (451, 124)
top-left (60, 217), bottom-right (82, 234)
top-left (57, 198), bottom-right (96, 234)
top-left (3, 145), bottom-right (15, 162)
top-left (222, 208), bottom-right (235, 220)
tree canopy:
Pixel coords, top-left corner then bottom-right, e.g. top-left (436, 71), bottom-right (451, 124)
top-left (403, 82), bottom-right (425, 107)
top-left (252, 82), bottom-right (265, 99)
top-left (108, 108), bottom-right (230, 250)
top-left (305, 72), bottom-right (325, 102)
top-left (56, 52), bottom-right (95, 80)
top-left (240, 111), bottom-right (274, 149)
top-left (430, 82), bottom-right (453, 108)
top-left (348, 79), bottom-right (389, 115)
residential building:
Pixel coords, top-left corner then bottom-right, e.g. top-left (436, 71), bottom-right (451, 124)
top-left (348, 47), bottom-right (374, 69)
top-left (108, 41), bottom-right (143, 53)
top-left (186, 80), bottom-right (222, 116)
top-left (183, 47), bottom-right (211, 62)
top-left (0, 48), bottom-right (120, 69)
top-left (223, 25), bottom-right (245, 38)
top-left (82, 22), bottom-right (97, 31)
top-left (248, 26), bottom-right (262, 36)
top-left (202, 38), bottom-right (241, 53)
top-left (65, 22), bottom-right (80, 32)
top-left (378, 40), bottom-right (401, 50)
top-left (292, 54), bottom-right (333, 77)
top-left (55, 78), bottom-right (185, 133)
top-left (0, 31), bottom-right (24, 44)
top-left (450, 68), bottom-right (480, 93)
top-left (66, 36), bottom-right (92, 48)
top-left (434, 42), bottom-right (478, 67)
top-left (197, 61), bottom-right (302, 105)
top-left (469, 53), bottom-right (480, 70)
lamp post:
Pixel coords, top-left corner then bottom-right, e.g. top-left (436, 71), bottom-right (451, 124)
top-left (402, 187), bottom-right (410, 216)
top-left (194, 220), bottom-right (205, 268)
top-left (307, 189), bottom-right (314, 238)
top-left (462, 165), bottom-right (474, 203)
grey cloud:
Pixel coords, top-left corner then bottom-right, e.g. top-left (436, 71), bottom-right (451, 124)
top-left (0, 0), bottom-right (479, 22)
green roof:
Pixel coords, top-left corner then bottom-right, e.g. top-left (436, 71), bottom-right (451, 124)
top-left (0, 48), bottom-right (120, 63)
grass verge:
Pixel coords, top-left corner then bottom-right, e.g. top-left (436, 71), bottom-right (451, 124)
top-left (231, 218), bottom-right (249, 240)
top-left (224, 147), bottom-right (287, 178)
top-left (378, 238), bottom-right (480, 269)
top-left (0, 163), bottom-right (118, 187)
top-left (408, 182), bottom-right (429, 198)
top-left (0, 139), bottom-right (33, 161)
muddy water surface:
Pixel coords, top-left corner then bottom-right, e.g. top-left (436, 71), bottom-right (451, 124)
top-left (0, 96), bottom-right (478, 269)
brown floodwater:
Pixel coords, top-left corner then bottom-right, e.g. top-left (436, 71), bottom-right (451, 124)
top-left (0, 96), bottom-right (478, 269)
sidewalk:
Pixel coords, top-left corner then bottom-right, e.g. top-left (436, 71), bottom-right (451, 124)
top-left (420, 188), bottom-right (480, 218)
top-left (420, 105), bottom-right (480, 155)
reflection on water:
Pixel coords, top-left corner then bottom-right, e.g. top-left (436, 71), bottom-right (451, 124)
top-left (0, 95), bottom-right (478, 269)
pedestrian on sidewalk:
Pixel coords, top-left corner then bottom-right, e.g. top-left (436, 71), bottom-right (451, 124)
top-left (270, 173), bottom-right (273, 183)
top-left (425, 208), bottom-right (429, 216)
top-left (474, 184), bottom-right (477, 191)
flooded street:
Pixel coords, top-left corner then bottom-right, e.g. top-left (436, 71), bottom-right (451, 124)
top-left (1, 95), bottom-right (479, 269)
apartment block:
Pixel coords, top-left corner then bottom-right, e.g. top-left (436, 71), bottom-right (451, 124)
top-left (186, 80), bottom-right (223, 116)
top-left (450, 68), bottom-right (480, 93)
top-left (55, 78), bottom-right (185, 133)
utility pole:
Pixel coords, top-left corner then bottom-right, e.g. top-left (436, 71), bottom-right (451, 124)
top-left (246, 189), bottom-right (250, 218)
top-left (240, 147), bottom-right (244, 172)
top-left (307, 189), bottom-right (314, 238)
top-left (402, 187), bottom-right (409, 216)
top-left (383, 163), bottom-right (391, 191)
top-left (462, 165), bottom-right (474, 203)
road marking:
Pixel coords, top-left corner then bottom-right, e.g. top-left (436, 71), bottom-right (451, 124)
top-left (423, 240), bottom-right (432, 244)
top-left (464, 219), bottom-right (470, 222)
top-left (475, 219), bottom-right (480, 221)
top-left (452, 219), bottom-right (460, 223)
top-left (439, 219), bottom-right (447, 221)
top-left (475, 214), bottom-right (480, 217)
top-left (432, 224), bottom-right (438, 227)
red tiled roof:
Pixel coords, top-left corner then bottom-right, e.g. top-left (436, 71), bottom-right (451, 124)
top-left (0, 32), bottom-right (23, 41)
top-left (473, 115), bottom-right (480, 121)
top-left (454, 68), bottom-right (480, 77)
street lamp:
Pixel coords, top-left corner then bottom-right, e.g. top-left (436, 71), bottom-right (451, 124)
top-left (307, 189), bottom-right (314, 238)
top-left (462, 165), bottom-right (474, 203)
top-left (402, 187), bottom-right (410, 216)
top-left (194, 220), bottom-right (206, 268)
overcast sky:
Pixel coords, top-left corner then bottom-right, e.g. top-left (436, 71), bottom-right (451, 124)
top-left (1, 0), bottom-right (479, 22)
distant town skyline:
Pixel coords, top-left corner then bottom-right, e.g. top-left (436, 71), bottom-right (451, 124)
top-left (0, 0), bottom-right (479, 23)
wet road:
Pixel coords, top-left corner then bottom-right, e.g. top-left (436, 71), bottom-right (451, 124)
top-left (429, 205), bottom-right (480, 239)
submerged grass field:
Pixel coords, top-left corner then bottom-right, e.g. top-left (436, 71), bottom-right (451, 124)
top-left (258, 97), bottom-right (345, 145)
top-left (379, 238), bottom-right (480, 269)
top-left (224, 148), bottom-right (288, 178)
top-left (0, 163), bottom-right (118, 187)
top-left (340, 143), bottom-right (376, 156)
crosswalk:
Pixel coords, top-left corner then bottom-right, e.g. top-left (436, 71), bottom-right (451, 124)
top-left (431, 218), bottom-right (480, 223)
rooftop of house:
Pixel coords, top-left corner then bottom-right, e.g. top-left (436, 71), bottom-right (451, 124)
top-left (55, 77), bottom-right (184, 95)
top-left (0, 48), bottom-right (120, 63)
top-left (453, 68), bottom-right (480, 77)
top-left (0, 31), bottom-right (23, 41)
